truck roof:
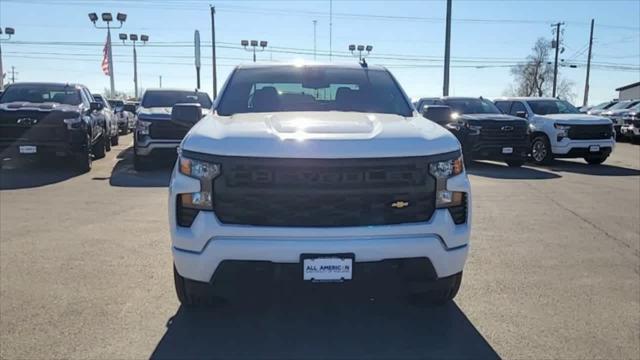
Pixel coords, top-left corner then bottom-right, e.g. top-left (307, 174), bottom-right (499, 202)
top-left (234, 62), bottom-right (388, 71)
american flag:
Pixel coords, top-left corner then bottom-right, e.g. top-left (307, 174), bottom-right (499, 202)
top-left (101, 34), bottom-right (110, 76)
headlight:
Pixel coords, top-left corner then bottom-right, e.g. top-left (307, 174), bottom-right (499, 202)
top-left (177, 155), bottom-right (220, 210)
top-left (136, 120), bottom-right (151, 135)
top-left (63, 116), bottom-right (85, 129)
top-left (554, 123), bottom-right (570, 138)
top-left (429, 155), bottom-right (465, 208)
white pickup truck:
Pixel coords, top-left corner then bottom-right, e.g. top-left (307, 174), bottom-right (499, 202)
top-left (168, 64), bottom-right (471, 306)
top-left (494, 97), bottom-right (615, 165)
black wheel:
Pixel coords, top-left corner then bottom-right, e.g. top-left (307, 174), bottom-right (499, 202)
top-left (530, 135), bottom-right (553, 165)
top-left (92, 134), bottom-right (106, 159)
top-left (506, 159), bottom-right (525, 167)
top-left (111, 133), bottom-right (119, 146)
top-left (71, 134), bottom-right (92, 173)
top-left (104, 129), bottom-right (112, 152)
top-left (174, 266), bottom-right (217, 307)
top-left (585, 155), bottom-right (608, 165)
top-left (410, 272), bottom-right (463, 306)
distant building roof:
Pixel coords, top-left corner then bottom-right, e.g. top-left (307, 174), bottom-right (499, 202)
top-left (615, 82), bottom-right (640, 91)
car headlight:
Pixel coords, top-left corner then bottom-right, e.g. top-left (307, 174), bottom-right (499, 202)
top-left (429, 155), bottom-right (465, 208)
top-left (63, 116), bottom-right (86, 130)
top-left (177, 155), bottom-right (221, 210)
top-left (136, 120), bottom-right (151, 135)
top-left (554, 123), bottom-right (570, 138)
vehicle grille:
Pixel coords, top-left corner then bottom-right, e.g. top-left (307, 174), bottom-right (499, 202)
top-left (212, 156), bottom-right (438, 227)
top-left (0, 110), bottom-right (68, 142)
top-left (567, 124), bottom-right (613, 140)
top-left (478, 121), bottom-right (528, 142)
top-left (147, 120), bottom-right (189, 140)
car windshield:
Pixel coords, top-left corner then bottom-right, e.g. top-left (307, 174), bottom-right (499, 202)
top-left (216, 66), bottom-right (413, 116)
top-left (608, 101), bottom-right (635, 110)
top-left (141, 90), bottom-right (212, 108)
top-left (526, 100), bottom-right (580, 115)
top-left (0, 84), bottom-right (82, 105)
top-left (440, 98), bottom-right (501, 114)
top-left (123, 104), bottom-right (137, 112)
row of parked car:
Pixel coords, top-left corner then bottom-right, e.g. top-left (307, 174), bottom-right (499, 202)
top-left (580, 99), bottom-right (640, 141)
top-left (414, 96), bottom-right (618, 166)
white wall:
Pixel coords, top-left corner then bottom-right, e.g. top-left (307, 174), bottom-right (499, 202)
top-left (618, 85), bottom-right (640, 100)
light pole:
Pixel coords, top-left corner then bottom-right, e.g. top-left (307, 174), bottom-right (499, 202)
top-left (88, 12), bottom-right (127, 97)
top-left (0, 27), bottom-right (15, 91)
top-left (349, 44), bottom-right (372, 62)
top-left (120, 33), bottom-right (148, 99)
top-left (241, 40), bottom-right (268, 62)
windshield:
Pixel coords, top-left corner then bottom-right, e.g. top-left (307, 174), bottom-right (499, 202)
top-left (0, 84), bottom-right (82, 105)
top-left (440, 98), bottom-right (501, 114)
top-left (92, 95), bottom-right (110, 109)
top-left (526, 100), bottom-right (580, 115)
top-left (608, 101), bottom-right (638, 110)
top-left (141, 90), bottom-right (212, 109)
top-left (216, 66), bottom-right (413, 116)
top-left (123, 104), bottom-right (137, 112)
top-left (108, 100), bottom-right (124, 108)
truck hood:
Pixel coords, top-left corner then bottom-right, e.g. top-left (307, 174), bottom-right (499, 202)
top-left (459, 113), bottom-right (526, 122)
top-left (182, 111), bottom-right (461, 158)
top-left (138, 106), bottom-right (212, 121)
top-left (0, 101), bottom-right (80, 112)
top-left (536, 113), bottom-right (612, 125)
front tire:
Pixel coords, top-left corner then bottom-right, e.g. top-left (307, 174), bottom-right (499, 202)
top-left (111, 133), bottom-right (119, 146)
top-left (174, 266), bottom-right (216, 307)
top-left (92, 134), bottom-right (106, 159)
top-left (585, 155), bottom-right (608, 165)
top-left (410, 272), bottom-right (463, 306)
top-left (530, 135), bottom-right (553, 165)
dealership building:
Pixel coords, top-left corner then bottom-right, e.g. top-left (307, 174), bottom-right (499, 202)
top-left (615, 82), bottom-right (640, 100)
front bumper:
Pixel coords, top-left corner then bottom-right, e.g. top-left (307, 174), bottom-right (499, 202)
top-left (621, 125), bottom-right (640, 138)
top-left (468, 140), bottom-right (529, 161)
top-left (170, 167), bottom-right (472, 283)
top-left (135, 134), bottom-right (180, 156)
top-left (551, 138), bottom-right (615, 156)
top-left (0, 131), bottom-right (88, 157)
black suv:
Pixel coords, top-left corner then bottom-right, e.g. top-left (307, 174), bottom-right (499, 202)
top-left (134, 89), bottom-right (212, 170)
top-left (418, 97), bottom-right (529, 167)
top-left (0, 82), bottom-right (110, 172)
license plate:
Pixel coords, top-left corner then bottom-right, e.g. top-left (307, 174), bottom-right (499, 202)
top-left (589, 145), bottom-right (600, 152)
top-left (502, 147), bottom-right (513, 154)
top-left (19, 146), bottom-right (37, 154)
top-left (303, 257), bottom-right (353, 282)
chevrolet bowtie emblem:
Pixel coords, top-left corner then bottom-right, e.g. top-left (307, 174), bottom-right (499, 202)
top-left (391, 201), bottom-right (410, 209)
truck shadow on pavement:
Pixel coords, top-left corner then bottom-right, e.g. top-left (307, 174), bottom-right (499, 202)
top-left (151, 290), bottom-right (500, 360)
top-left (467, 161), bottom-right (561, 180)
top-left (0, 159), bottom-right (82, 190)
top-left (537, 159), bottom-right (640, 177)
top-left (107, 147), bottom-right (173, 187)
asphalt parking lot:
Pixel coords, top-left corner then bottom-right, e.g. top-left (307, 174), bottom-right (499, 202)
top-left (1, 135), bottom-right (638, 360)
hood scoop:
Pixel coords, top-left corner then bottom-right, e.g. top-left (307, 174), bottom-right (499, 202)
top-left (266, 113), bottom-right (378, 137)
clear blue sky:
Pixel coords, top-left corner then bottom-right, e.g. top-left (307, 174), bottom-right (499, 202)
top-left (1, 0), bottom-right (639, 105)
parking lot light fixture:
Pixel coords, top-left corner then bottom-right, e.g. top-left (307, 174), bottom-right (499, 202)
top-left (119, 33), bottom-right (127, 41)
top-left (0, 26), bottom-right (16, 91)
top-left (101, 12), bottom-right (113, 22)
top-left (241, 39), bottom-right (268, 62)
top-left (116, 13), bottom-right (127, 23)
top-left (89, 10), bottom-right (126, 97)
top-left (121, 33), bottom-right (149, 99)
top-left (88, 13), bottom-right (98, 23)
top-left (349, 44), bottom-right (373, 62)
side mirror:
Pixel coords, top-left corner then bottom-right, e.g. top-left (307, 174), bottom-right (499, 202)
top-left (422, 105), bottom-right (452, 125)
top-left (515, 111), bottom-right (528, 119)
top-left (171, 103), bottom-right (202, 128)
top-left (89, 102), bottom-right (104, 111)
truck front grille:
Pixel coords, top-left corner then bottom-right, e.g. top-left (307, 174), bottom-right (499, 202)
top-left (212, 156), bottom-right (438, 227)
top-left (478, 121), bottom-right (528, 142)
top-left (147, 120), bottom-right (189, 140)
top-left (567, 124), bottom-right (613, 140)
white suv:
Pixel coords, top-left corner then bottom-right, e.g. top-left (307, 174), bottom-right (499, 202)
top-left (494, 97), bottom-right (615, 165)
top-left (168, 64), bottom-right (471, 306)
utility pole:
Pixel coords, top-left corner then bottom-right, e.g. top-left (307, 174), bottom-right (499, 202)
top-left (583, 19), bottom-right (594, 107)
top-left (89, 12), bottom-right (127, 97)
top-left (0, 27), bottom-right (16, 91)
top-left (159, 75), bottom-right (162, 88)
top-left (551, 22), bottom-right (564, 98)
top-left (10, 66), bottom-right (16, 83)
top-left (313, 20), bottom-right (317, 61)
top-left (329, 0), bottom-right (333, 62)
top-left (442, 0), bottom-right (452, 96)
top-left (210, 5), bottom-right (217, 98)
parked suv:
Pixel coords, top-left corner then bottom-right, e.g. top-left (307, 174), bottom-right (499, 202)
top-left (134, 89), bottom-right (212, 170)
top-left (169, 64), bottom-right (471, 306)
top-left (620, 110), bottom-right (640, 142)
top-left (495, 97), bottom-right (614, 165)
top-left (419, 97), bottom-right (529, 167)
top-left (0, 82), bottom-right (109, 172)
top-left (108, 99), bottom-right (135, 134)
top-left (600, 100), bottom-right (640, 138)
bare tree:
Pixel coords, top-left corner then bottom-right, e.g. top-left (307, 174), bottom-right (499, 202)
top-left (506, 37), bottom-right (575, 102)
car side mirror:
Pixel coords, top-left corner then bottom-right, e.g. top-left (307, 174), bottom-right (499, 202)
top-left (515, 111), bottom-right (528, 119)
top-left (89, 102), bottom-right (104, 111)
top-left (171, 103), bottom-right (202, 128)
top-left (422, 105), bottom-right (452, 126)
